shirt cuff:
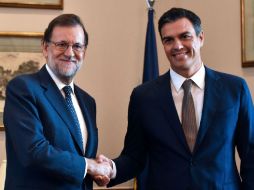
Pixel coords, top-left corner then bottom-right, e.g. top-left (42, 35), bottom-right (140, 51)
top-left (110, 160), bottom-right (117, 179)
top-left (84, 158), bottom-right (88, 178)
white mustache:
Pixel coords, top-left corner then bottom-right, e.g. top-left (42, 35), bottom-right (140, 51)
top-left (61, 58), bottom-right (76, 62)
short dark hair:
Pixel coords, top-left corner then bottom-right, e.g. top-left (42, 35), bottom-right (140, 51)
top-left (158, 8), bottom-right (202, 37)
top-left (42, 14), bottom-right (88, 47)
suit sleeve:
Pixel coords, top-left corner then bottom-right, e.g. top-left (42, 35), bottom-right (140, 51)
top-left (108, 89), bottom-right (147, 186)
top-left (235, 80), bottom-right (254, 189)
top-left (4, 77), bottom-right (86, 185)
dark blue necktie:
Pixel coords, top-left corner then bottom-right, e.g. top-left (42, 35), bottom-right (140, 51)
top-left (63, 86), bottom-right (84, 151)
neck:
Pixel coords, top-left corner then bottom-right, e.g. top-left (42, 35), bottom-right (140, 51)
top-left (175, 63), bottom-right (202, 78)
top-left (58, 75), bottom-right (73, 85)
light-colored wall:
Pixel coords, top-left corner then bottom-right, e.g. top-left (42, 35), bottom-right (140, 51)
top-left (0, 0), bottom-right (253, 189)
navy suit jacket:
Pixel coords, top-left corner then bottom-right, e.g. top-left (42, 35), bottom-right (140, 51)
top-left (3, 65), bottom-right (98, 190)
top-left (109, 67), bottom-right (254, 190)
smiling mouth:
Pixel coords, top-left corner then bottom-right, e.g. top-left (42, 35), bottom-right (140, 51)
top-left (172, 52), bottom-right (188, 58)
top-left (61, 59), bottom-right (76, 64)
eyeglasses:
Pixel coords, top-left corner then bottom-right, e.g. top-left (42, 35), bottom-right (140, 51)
top-left (48, 41), bottom-right (86, 53)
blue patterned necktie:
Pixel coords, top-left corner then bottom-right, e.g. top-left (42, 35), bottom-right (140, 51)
top-left (182, 79), bottom-right (198, 152)
top-left (63, 86), bottom-right (84, 151)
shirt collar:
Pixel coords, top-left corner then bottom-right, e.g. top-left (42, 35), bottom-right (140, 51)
top-left (46, 64), bottom-right (74, 93)
top-left (170, 63), bottom-right (205, 92)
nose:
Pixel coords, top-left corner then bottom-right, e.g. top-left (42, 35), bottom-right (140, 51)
top-left (64, 45), bottom-right (75, 57)
top-left (172, 39), bottom-right (183, 50)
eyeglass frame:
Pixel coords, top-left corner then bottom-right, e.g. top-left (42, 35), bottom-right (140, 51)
top-left (48, 41), bottom-right (86, 53)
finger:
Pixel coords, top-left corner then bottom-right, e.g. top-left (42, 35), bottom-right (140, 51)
top-left (96, 154), bottom-right (109, 163)
top-left (93, 175), bottom-right (110, 186)
top-left (93, 175), bottom-right (103, 185)
top-left (101, 175), bottom-right (110, 184)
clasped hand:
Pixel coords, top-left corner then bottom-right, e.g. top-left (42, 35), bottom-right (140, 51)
top-left (87, 154), bottom-right (112, 186)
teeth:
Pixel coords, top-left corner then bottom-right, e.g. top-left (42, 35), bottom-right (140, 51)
top-left (174, 52), bottom-right (185, 56)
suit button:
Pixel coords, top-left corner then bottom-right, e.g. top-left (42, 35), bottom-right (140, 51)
top-left (190, 159), bottom-right (195, 166)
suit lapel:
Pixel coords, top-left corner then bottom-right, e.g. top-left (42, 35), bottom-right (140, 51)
top-left (156, 72), bottom-right (191, 154)
top-left (38, 66), bottom-right (85, 155)
top-left (75, 88), bottom-right (97, 158)
top-left (194, 67), bottom-right (221, 152)
top-left (156, 69), bottom-right (222, 154)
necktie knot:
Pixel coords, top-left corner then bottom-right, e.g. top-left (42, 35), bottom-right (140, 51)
top-left (63, 86), bottom-right (73, 98)
top-left (182, 79), bottom-right (192, 94)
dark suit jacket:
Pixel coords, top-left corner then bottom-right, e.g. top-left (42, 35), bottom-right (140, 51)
top-left (109, 67), bottom-right (254, 190)
top-left (3, 65), bottom-right (98, 190)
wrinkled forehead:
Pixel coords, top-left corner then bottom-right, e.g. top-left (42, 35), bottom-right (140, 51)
top-left (51, 25), bottom-right (85, 43)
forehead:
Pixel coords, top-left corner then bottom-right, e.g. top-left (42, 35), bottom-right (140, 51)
top-left (160, 18), bottom-right (196, 38)
top-left (51, 25), bottom-right (84, 42)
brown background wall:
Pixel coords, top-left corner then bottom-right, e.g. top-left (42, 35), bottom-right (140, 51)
top-left (0, 0), bottom-right (253, 189)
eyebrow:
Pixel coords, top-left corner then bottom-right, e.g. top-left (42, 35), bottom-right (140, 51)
top-left (162, 31), bottom-right (192, 41)
top-left (162, 36), bottom-right (173, 42)
top-left (53, 40), bottom-right (84, 45)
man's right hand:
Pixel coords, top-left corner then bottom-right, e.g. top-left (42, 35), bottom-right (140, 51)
top-left (86, 157), bottom-right (112, 186)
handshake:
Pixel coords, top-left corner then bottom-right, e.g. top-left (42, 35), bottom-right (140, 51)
top-left (87, 154), bottom-right (113, 186)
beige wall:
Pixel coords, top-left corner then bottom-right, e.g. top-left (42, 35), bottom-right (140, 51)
top-left (0, 0), bottom-right (253, 189)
